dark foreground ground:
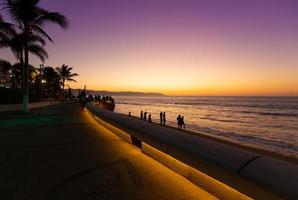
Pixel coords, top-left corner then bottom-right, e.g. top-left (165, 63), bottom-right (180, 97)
top-left (0, 103), bottom-right (216, 200)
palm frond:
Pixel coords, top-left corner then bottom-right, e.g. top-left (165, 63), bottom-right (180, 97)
top-left (0, 39), bottom-right (10, 48)
top-left (35, 9), bottom-right (69, 29)
top-left (68, 73), bottom-right (79, 77)
top-left (0, 32), bottom-right (23, 60)
top-left (0, 13), bottom-right (17, 40)
top-left (28, 34), bottom-right (46, 46)
top-left (28, 44), bottom-right (48, 62)
top-left (31, 24), bottom-right (53, 42)
top-left (66, 78), bottom-right (77, 82)
top-left (1, 0), bottom-right (40, 28)
top-left (0, 21), bottom-right (15, 36)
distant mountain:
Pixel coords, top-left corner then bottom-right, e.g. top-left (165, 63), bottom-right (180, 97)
top-left (70, 89), bottom-right (166, 97)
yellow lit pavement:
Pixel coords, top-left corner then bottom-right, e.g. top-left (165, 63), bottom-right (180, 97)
top-left (0, 103), bottom-right (216, 200)
top-left (80, 108), bottom-right (217, 200)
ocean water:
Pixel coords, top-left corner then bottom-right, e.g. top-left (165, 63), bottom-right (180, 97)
top-left (113, 96), bottom-right (298, 158)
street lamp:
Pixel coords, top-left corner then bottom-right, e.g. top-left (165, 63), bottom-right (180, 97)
top-left (40, 64), bottom-right (45, 100)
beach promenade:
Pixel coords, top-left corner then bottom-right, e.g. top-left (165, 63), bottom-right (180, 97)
top-left (0, 103), bottom-right (216, 200)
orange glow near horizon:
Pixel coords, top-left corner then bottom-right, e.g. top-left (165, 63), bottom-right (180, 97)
top-left (63, 31), bottom-right (298, 96)
top-left (67, 79), bottom-right (298, 96)
top-left (66, 49), bottom-right (298, 96)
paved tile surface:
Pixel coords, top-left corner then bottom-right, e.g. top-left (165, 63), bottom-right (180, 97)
top-left (0, 103), bottom-right (216, 200)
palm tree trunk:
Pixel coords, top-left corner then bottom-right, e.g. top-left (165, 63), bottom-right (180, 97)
top-left (20, 52), bottom-right (24, 90)
top-left (11, 66), bottom-right (15, 89)
top-left (22, 39), bottom-right (29, 113)
top-left (62, 78), bottom-right (65, 91)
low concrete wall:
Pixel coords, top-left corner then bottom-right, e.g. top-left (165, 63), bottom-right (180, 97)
top-left (86, 102), bottom-right (298, 200)
top-left (0, 101), bottom-right (60, 112)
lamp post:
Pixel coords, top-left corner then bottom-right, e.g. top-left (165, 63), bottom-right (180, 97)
top-left (40, 64), bottom-right (44, 100)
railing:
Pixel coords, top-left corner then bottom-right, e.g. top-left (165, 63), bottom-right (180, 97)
top-left (86, 102), bottom-right (298, 200)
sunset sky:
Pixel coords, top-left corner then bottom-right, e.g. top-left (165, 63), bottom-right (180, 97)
top-left (1, 0), bottom-right (298, 96)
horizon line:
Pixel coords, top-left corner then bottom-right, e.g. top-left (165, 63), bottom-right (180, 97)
top-left (69, 88), bottom-right (298, 97)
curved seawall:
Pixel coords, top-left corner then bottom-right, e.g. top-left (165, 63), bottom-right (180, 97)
top-left (86, 102), bottom-right (298, 200)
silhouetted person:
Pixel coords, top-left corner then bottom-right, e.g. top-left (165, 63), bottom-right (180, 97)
top-left (129, 112), bottom-right (131, 116)
top-left (163, 112), bottom-right (166, 125)
top-left (144, 111), bottom-right (147, 120)
top-left (88, 94), bottom-right (93, 102)
top-left (140, 110), bottom-right (143, 120)
top-left (111, 97), bottom-right (115, 104)
top-left (181, 116), bottom-right (185, 129)
top-left (148, 114), bottom-right (152, 123)
top-left (160, 112), bottom-right (163, 124)
top-left (68, 87), bottom-right (71, 100)
top-left (80, 89), bottom-right (86, 112)
top-left (177, 115), bottom-right (182, 130)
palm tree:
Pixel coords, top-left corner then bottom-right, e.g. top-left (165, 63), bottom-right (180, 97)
top-left (43, 66), bottom-right (61, 97)
top-left (56, 64), bottom-right (78, 91)
top-left (0, 0), bottom-right (69, 112)
top-left (0, 29), bottom-right (49, 96)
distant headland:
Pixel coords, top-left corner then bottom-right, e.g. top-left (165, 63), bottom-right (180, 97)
top-left (71, 89), bottom-right (166, 97)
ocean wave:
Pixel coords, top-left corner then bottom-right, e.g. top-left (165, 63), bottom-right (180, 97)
top-left (192, 125), bottom-right (298, 154)
top-left (117, 102), bottom-right (145, 106)
top-left (240, 111), bottom-right (298, 117)
top-left (172, 101), bottom-right (298, 110)
top-left (200, 117), bottom-right (243, 123)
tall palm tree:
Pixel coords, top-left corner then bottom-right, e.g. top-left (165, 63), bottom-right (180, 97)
top-left (0, 29), bottom-right (48, 94)
top-left (56, 64), bottom-right (78, 91)
top-left (0, 0), bottom-right (68, 112)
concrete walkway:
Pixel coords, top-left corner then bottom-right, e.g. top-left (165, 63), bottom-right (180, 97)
top-left (0, 103), bottom-right (216, 200)
top-left (0, 101), bottom-right (60, 112)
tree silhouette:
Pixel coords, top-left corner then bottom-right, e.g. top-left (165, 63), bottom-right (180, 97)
top-left (56, 64), bottom-right (78, 91)
top-left (0, 0), bottom-right (68, 112)
top-left (0, 59), bottom-right (39, 88)
top-left (43, 66), bottom-right (61, 98)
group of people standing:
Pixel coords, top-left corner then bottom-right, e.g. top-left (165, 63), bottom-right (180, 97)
top-left (95, 95), bottom-right (115, 104)
top-left (176, 115), bottom-right (185, 130)
top-left (140, 110), bottom-right (152, 123)
top-left (159, 112), bottom-right (166, 125)
top-left (140, 110), bottom-right (166, 124)
top-left (138, 110), bottom-right (185, 131)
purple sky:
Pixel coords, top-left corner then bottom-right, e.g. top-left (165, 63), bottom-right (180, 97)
top-left (1, 0), bottom-right (298, 95)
